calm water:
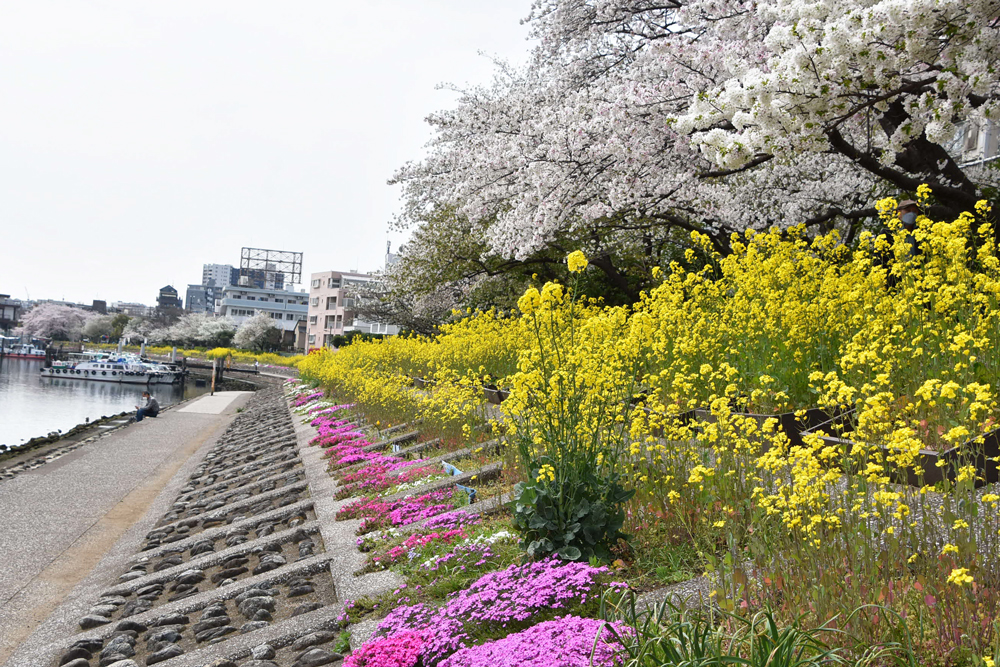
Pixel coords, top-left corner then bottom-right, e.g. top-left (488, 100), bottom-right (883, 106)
top-left (0, 357), bottom-right (210, 447)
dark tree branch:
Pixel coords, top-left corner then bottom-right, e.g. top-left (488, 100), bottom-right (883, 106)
top-left (698, 153), bottom-right (774, 179)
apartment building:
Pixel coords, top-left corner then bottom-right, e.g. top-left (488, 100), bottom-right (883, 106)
top-left (954, 119), bottom-right (1000, 174)
top-left (185, 284), bottom-right (217, 314)
top-left (216, 285), bottom-right (309, 349)
top-left (202, 263), bottom-right (238, 289)
top-left (305, 270), bottom-right (399, 350)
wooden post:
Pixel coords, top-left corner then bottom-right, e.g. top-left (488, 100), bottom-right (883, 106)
top-left (211, 359), bottom-right (216, 396)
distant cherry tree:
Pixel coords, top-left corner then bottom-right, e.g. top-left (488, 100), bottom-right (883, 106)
top-left (150, 313), bottom-right (237, 348)
top-left (19, 303), bottom-right (93, 341)
top-left (233, 313), bottom-right (281, 352)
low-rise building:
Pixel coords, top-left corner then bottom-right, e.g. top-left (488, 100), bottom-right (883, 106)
top-left (305, 270), bottom-right (399, 350)
top-left (157, 285), bottom-right (182, 310)
top-left (111, 302), bottom-right (153, 317)
top-left (0, 295), bottom-right (21, 334)
top-left (215, 285), bottom-right (309, 349)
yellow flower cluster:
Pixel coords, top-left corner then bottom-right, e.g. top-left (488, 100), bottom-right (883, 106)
top-left (297, 308), bottom-right (529, 441)
top-left (297, 196), bottom-right (1000, 644)
top-left (946, 567), bottom-right (974, 587)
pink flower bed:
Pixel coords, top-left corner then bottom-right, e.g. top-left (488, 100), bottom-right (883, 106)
top-left (423, 512), bottom-right (481, 530)
top-left (376, 528), bottom-right (469, 567)
top-left (344, 630), bottom-right (423, 667)
top-left (293, 391), bottom-right (325, 407)
top-left (440, 616), bottom-right (629, 667)
top-left (338, 489), bottom-right (458, 534)
top-left (374, 558), bottom-right (623, 665)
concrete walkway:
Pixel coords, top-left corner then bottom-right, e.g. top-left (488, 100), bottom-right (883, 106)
top-left (177, 390), bottom-right (252, 414)
top-left (0, 391), bottom-right (251, 662)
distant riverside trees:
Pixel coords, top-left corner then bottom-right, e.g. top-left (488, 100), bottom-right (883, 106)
top-left (19, 304), bottom-right (94, 341)
top-left (233, 313), bottom-right (281, 352)
top-left (121, 313), bottom-right (238, 349)
top-left (81, 313), bottom-right (131, 342)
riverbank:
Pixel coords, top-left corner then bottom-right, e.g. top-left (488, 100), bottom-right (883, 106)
top-left (0, 371), bottom-right (263, 474)
top-left (0, 389), bottom-right (255, 665)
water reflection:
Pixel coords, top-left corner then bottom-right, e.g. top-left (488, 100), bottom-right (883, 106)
top-left (0, 357), bottom-right (210, 447)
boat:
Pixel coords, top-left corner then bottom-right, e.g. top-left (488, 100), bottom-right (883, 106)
top-left (41, 359), bottom-right (160, 384)
top-left (137, 358), bottom-right (185, 384)
top-left (1, 337), bottom-right (46, 359)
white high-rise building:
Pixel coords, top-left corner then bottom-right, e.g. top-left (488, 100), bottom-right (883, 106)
top-left (202, 263), bottom-right (236, 289)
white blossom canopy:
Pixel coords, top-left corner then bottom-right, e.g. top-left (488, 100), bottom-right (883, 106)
top-left (394, 0), bottom-right (999, 261)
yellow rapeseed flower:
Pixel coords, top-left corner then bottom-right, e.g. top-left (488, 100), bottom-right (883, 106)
top-left (946, 568), bottom-right (974, 587)
top-left (567, 250), bottom-right (588, 273)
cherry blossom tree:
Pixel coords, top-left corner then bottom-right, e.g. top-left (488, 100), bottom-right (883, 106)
top-left (233, 313), bottom-right (280, 352)
top-left (19, 303), bottom-right (93, 341)
top-left (81, 315), bottom-right (116, 341)
top-left (393, 0), bottom-right (999, 277)
top-left (152, 313), bottom-right (237, 348)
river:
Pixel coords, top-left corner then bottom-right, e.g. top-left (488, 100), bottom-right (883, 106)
top-left (0, 357), bottom-right (210, 448)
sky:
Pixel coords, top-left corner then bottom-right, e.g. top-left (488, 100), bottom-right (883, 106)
top-left (0, 1), bottom-right (534, 305)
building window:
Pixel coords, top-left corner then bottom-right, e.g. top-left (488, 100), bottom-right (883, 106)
top-left (308, 334), bottom-right (315, 343)
top-left (275, 298), bottom-right (283, 303)
top-left (259, 298), bottom-right (268, 302)
top-left (286, 313), bottom-right (294, 320)
top-left (326, 296), bottom-right (337, 309)
top-left (344, 297), bottom-right (355, 308)
top-left (248, 296), bottom-right (256, 300)
top-left (309, 315), bottom-right (317, 325)
top-left (312, 279), bottom-right (321, 289)
top-left (327, 278), bottom-right (341, 289)
top-left (335, 314), bottom-right (343, 328)
top-left (325, 315), bottom-right (335, 328)
top-left (310, 297), bottom-right (319, 307)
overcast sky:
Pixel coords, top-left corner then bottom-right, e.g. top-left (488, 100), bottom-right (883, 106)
top-left (0, 1), bottom-right (533, 305)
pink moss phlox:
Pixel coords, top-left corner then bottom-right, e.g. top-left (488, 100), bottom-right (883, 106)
top-left (439, 616), bottom-right (629, 667)
top-left (388, 503), bottom-right (456, 527)
top-left (343, 630), bottom-right (424, 667)
top-left (340, 489), bottom-right (457, 532)
top-left (421, 541), bottom-right (496, 573)
top-left (423, 513), bottom-right (481, 530)
top-left (292, 391), bottom-right (325, 407)
top-left (375, 558), bottom-right (616, 665)
top-left (338, 462), bottom-right (435, 498)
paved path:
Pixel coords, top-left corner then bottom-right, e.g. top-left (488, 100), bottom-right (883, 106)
top-left (0, 391), bottom-right (251, 662)
top-left (177, 390), bottom-right (252, 414)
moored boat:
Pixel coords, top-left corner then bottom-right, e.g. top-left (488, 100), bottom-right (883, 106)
top-left (1, 340), bottom-right (46, 359)
top-left (41, 360), bottom-right (159, 384)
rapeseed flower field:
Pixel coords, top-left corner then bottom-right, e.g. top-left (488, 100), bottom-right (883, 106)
top-left (299, 192), bottom-right (1000, 661)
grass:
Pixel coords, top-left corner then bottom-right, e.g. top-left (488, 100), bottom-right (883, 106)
top-left (617, 521), bottom-right (702, 591)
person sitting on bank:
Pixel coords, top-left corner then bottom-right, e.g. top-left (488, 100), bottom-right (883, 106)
top-left (135, 391), bottom-right (159, 422)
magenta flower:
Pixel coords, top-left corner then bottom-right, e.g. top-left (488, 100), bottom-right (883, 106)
top-left (439, 616), bottom-right (630, 667)
top-left (375, 558), bottom-right (617, 665)
top-left (343, 630), bottom-right (424, 667)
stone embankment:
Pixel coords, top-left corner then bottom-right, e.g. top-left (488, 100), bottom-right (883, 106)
top-left (5, 377), bottom-right (715, 667)
top-left (7, 381), bottom-right (459, 667)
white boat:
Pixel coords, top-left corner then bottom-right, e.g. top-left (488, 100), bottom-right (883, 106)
top-left (2, 337), bottom-right (46, 359)
top-left (136, 359), bottom-right (184, 384)
top-left (41, 360), bottom-right (159, 384)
